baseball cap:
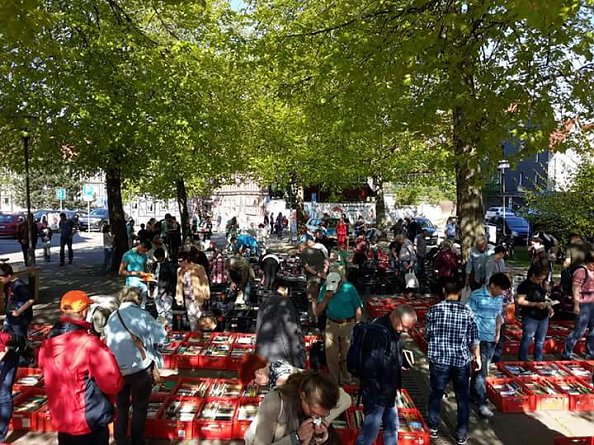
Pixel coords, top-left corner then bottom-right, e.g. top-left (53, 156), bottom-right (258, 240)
top-left (60, 290), bottom-right (93, 313)
top-left (325, 272), bottom-right (342, 292)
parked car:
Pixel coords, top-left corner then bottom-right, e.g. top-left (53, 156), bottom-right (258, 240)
top-left (488, 215), bottom-right (531, 244)
top-left (78, 207), bottom-right (109, 232)
top-left (0, 213), bottom-right (21, 238)
top-left (414, 217), bottom-right (439, 246)
top-left (485, 206), bottom-right (517, 220)
top-left (305, 217), bottom-right (342, 240)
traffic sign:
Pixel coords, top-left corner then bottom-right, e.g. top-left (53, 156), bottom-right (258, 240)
top-left (82, 184), bottom-right (95, 202)
top-left (55, 188), bottom-right (66, 201)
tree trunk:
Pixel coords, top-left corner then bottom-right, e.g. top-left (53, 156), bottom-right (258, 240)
top-left (105, 167), bottom-right (128, 271)
top-left (176, 177), bottom-right (190, 243)
top-left (374, 179), bottom-right (387, 228)
top-left (453, 106), bottom-right (485, 260)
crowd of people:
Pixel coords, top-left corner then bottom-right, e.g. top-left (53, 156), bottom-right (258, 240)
top-left (2, 208), bottom-right (594, 445)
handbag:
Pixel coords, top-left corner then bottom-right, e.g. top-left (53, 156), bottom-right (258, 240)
top-left (116, 310), bottom-right (162, 384)
top-left (404, 271), bottom-right (419, 289)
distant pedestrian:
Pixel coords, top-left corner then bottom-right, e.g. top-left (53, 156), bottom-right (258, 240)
top-left (126, 218), bottom-right (135, 249)
top-left (39, 217), bottom-right (53, 263)
top-left (102, 224), bottom-right (114, 275)
top-left (226, 255), bottom-right (255, 305)
top-left (136, 223), bottom-right (150, 244)
top-left (59, 212), bottom-right (75, 266)
top-left (39, 290), bottom-right (123, 445)
top-left (176, 251), bottom-right (210, 331)
top-left (337, 215), bottom-right (348, 250)
top-left (465, 237), bottom-right (493, 290)
top-left (269, 212), bottom-right (274, 235)
top-left (433, 240), bottom-right (459, 298)
top-left (119, 240), bottom-right (151, 307)
top-left (0, 263), bottom-right (35, 338)
top-left (151, 248), bottom-right (176, 326)
top-left (17, 214), bottom-right (38, 266)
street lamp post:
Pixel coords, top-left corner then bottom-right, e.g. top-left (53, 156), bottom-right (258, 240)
top-left (498, 159), bottom-right (510, 239)
top-left (22, 129), bottom-right (35, 266)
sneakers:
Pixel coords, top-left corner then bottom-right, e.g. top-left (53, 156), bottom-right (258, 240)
top-left (456, 436), bottom-right (468, 445)
top-left (430, 429), bottom-right (438, 439)
top-left (478, 405), bottom-right (494, 418)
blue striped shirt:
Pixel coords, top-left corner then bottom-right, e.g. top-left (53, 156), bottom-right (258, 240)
top-left (466, 287), bottom-right (503, 342)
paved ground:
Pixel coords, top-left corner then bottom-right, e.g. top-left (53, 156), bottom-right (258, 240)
top-left (1, 234), bottom-right (593, 444)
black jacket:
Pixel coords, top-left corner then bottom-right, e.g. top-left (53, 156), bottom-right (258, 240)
top-left (360, 313), bottom-right (403, 406)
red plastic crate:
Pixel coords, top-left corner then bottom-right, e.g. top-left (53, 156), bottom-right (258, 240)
top-left (233, 333), bottom-right (256, 347)
top-left (229, 345), bottom-right (255, 370)
top-left (199, 343), bottom-right (231, 369)
top-left (13, 367), bottom-right (43, 391)
top-left (151, 376), bottom-right (179, 396)
top-left (151, 397), bottom-right (202, 440)
top-left (167, 331), bottom-right (190, 342)
top-left (347, 407), bottom-right (430, 445)
top-left (174, 377), bottom-right (211, 398)
top-left (520, 378), bottom-right (569, 411)
top-left (561, 361), bottom-right (594, 379)
top-left (486, 378), bottom-right (535, 413)
top-left (232, 397), bottom-right (260, 439)
top-left (175, 343), bottom-right (205, 368)
top-left (11, 388), bottom-right (46, 431)
top-left (207, 379), bottom-right (243, 399)
top-left (529, 362), bottom-right (573, 379)
top-left (194, 398), bottom-right (237, 440)
top-left (160, 341), bottom-right (183, 369)
top-left (554, 437), bottom-right (594, 445)
top-left (497, 362), bottom-right (539, 379)
top-left (330, 410), bottom-right (355, 445)
top-left (144, 394), bottom-right (169, 437)
top-left (551, 378), bottom-right (594, 411)
top-left (185, 331), bottom-right (212, 345)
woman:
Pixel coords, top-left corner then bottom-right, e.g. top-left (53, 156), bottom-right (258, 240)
top-left (102, 224), bottom-right (114, 275)
top-left (336, 215), bottom-right (348, 251)
top-left (104, 287), bottom-right (166, 445)
top-left (176, 251), bottom-right (210, 331)
top-left (244, 371), bottom-right (350, 445)
top-left (516, 264), bottom-right (554, 362)
top-left (39, 217), bottom-right (53, 263)
top-left (433, 240), bottom-right (459, 298)
top-left (239, 353), bottom-right (300, 389)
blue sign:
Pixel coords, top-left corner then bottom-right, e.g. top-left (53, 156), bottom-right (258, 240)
top-left (82, 184), bottom-right (95, 202)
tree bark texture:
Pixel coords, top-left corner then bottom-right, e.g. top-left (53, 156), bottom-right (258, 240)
top-left (105, 167), bottom-right (128, 271)
top-left (453, 106), bottom-right (485, 261)
top-left (176, 177), bottom-right (190, 243)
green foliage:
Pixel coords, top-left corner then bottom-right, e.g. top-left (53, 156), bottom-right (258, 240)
top-left (524, 161), bottom-right (594, 242)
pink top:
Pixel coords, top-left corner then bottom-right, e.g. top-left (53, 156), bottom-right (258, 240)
top-left (573, 266), bottom-right (594, 303)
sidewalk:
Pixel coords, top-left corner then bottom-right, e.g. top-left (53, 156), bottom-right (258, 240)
top-left (5, 237), bottom-right (594, 444)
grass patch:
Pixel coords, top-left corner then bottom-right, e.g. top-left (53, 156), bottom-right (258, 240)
top-left (507, 245), bottom-right (530, 269)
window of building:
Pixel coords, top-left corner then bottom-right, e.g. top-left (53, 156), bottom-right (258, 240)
top-left (3, 198), bottom-right (7, 205)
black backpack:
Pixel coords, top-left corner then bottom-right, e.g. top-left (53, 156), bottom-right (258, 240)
top-left (346, 319), bottom-right (390, 378)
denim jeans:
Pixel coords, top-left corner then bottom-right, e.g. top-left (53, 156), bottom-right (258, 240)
top-left (0, 352), bottom-right (18, 441)
top-left (519, 316), bottom-right (549, 361)
top-left (115, 366), bottom-right (153, 445)
top-left (564, 302), bottom-right (594, 359)
top-left (355, 401), bottom-right (398, 445)
top-left (60, 237), bottom-right (73, 264)
top-left (427, 362), bottom-right (470, 441)
top-left (492, 322), bottom-right (506, 363)
top-left (103, 248), bottom-right (113, 274)
top-left (470, 341), bottom-right (496, 407)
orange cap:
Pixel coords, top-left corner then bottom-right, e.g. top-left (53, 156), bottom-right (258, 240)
top-left (60, 290), bottom-right (93, 313)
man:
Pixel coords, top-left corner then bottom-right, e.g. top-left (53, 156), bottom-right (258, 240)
top-left (16, 214), bottom-right (38, 266)
top-left (299, 239), bottom-right (329, 321)
top-left (151, 247), bottom-right (177, 326)
top-left (414, 229), bottom-right (428, 289)
top-left (255, 278), bottom-right (306, 368)
top-left (39, 290), bottom-right (123, 445)
top-left (314, 272), bottom-right (363, 385)
top-left (59, 212), bottom-right (75, 266)
top-left (426, 281), bottom-right (480, 445)
top-left (259, 253), bottom-right (281, 290)
top-left (465, 237), bottom-right (493, 290)
top-left (119, 239), bottom-right (151, 307)
top-left (136, 223), bottom-right (150, 244)
top-left (0, 263), bottom-right (34, 338)
top-left (466, 273), bottom-right (511, 418)
top-left (563, 251), bottom-right (594, 360)
top-left (356, 305), bottom-right (417, 445)
top-left (484, 246), bottom-right (509, 363)
top-left (226, 254), bottom-right (256, 305)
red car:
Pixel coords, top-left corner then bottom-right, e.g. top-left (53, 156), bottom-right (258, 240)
top-left (0, 213), bottom-right (21, 238)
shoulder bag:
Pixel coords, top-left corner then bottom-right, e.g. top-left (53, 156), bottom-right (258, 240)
top-left (116, 310), bottom-right (162, 384)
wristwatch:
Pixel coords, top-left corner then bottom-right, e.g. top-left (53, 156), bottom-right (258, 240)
top-left (291, 432), bottom-right (301, 445)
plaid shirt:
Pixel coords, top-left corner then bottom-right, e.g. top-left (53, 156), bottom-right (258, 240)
top-left (426, 300), bottom-right (479, 367)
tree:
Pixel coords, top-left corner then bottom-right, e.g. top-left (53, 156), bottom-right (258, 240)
top-left (250, 0), bottom-right (594, 257)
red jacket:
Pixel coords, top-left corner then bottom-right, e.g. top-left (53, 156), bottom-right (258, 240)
top-left (38, 317), bottom-right (123, 435)
top-left (434, 249), bottom-right (459, 278)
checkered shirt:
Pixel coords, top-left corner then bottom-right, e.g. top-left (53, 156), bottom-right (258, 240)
top-left (425, 300), bottom-right (479, 367)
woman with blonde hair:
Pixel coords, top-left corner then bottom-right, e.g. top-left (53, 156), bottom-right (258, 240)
top-left (176, 251), bottom-right (210, 331)
top-left (104, 287), bottom-right (167, 445)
